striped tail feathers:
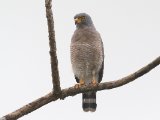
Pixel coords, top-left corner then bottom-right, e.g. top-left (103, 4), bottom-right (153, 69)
top-left (82, 92), bottom-right (97, 112)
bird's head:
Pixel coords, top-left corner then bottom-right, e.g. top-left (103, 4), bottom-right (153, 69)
top-left (74, 13), bottom-right (93, 28)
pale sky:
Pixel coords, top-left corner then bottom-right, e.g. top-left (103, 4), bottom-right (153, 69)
top-left (0, 0), bottom-right (160, 120)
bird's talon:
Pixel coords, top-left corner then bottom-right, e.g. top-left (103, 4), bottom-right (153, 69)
top-left (75, 84), bottom-right (80, 88)
top-left (91, 80), bottom-right (98, 86)
top-left (80, 79), bottom-right (85, 85)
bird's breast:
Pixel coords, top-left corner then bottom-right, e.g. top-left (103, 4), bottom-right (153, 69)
top-left (71, 43), bottom-right (103, 78)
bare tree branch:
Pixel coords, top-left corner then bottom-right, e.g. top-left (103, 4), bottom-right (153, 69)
top-left (45, 0), bottom-right (61, 93)
top-left (1, 56), bottom-right (160, 120)
top-left (0, 0), bottom-right (159, 120)
top-left (1, 92), bottom-right (56, 120)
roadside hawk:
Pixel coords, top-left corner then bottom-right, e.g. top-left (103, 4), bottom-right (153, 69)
top-left (70, 13), bottom-right (104, 112)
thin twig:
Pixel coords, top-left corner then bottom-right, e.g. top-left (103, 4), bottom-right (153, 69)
top-left (1, 56), bottom-right (160, 120)
top-left (45, 0), bottom-right (61, 93)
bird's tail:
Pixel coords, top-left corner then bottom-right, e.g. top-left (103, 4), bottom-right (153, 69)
top-left (82, 92), bottom-right (97, 112)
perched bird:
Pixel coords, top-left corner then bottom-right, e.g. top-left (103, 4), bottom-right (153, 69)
top-left (70, 13), bottom-right (104, 112)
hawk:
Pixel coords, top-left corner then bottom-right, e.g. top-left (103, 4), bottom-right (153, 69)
top-left (70, 13), bottom-right (104, 112)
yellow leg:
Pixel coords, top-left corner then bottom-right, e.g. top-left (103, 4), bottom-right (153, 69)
top-left (91, 79), bottom-right (98, 86)
top-left (75, 79), bottom-right (85, 88)
top-left (80, 79), bottom-right (85, 85)
top-left (91, 72), bottom-right (98, 86)
top-left (91, 79), bottom-right (97, 84)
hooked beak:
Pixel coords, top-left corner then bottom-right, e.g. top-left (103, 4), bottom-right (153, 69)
top-left (74, 18), bottom-right (81, 25)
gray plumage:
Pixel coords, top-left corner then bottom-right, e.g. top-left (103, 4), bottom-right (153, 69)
top-left (70, 13), bottom-right (104, 112)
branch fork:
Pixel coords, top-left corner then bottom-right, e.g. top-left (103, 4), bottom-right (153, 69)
top-left (0, 0), bottom-right (159, 120)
